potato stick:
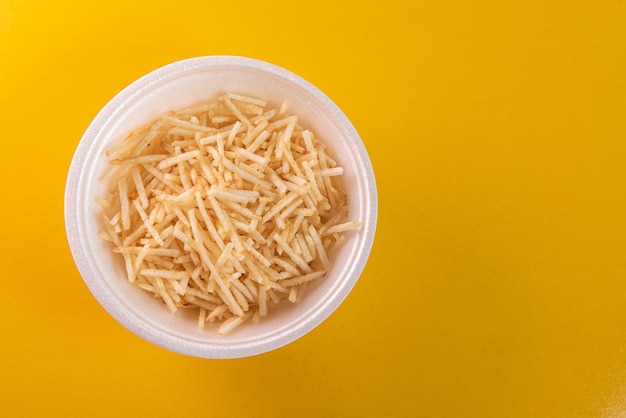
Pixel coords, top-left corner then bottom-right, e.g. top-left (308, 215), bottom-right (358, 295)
top-left (242, 120), bottom-right (269, 146)
top-left (283, 173), bottom-right (307, 187)
top-left (224, 98), bottom-right (250, 126)
top-left (279, 197), bottom-right (304, 221)
top-left (302, 161), bottom-right (323, 203)
top-left (185, 288), bottom-right (222, 304)
top-left (132, 200), bottom-right (164, 246)
top-left (187, 209), bottom-right (223, 282)
top-left (198, 308), bottom-right (207, 329)
top-left (226, 121), bottom-right (242, 147)
top-left (117, 178), bottom-right (130, 231)
top-left (323, 221), bottom-right (362, 236)
top-left (302, 130), bottom-right (316, 154)
top-left (316, 167), bottom-right (344, 177)
top-left (260, 191), bottom-right (299, 224)
top-left (271, 257), bottom-right (300, 276)
top-left (157, 150), bottom-right (201, 170)
top-left (222, 200), bottom-right (261, 221)
top-left (207, 187), bottom-right (259, 204)
top-left (110, 154), bottom-right (167, 166)
top-left (162, 115), bottom-right (216, 132)
top-left (194, 190), bottom-right (225, 250)
top-left (122, 224), bottom-right (147, 246)
top-left (318, 146), bottom-right (337, 208)
top-left (131, 167), bottom-right (149, 209)
top-left (241, 239), bottom-right (272, 268)
top-left (308, 224), bottom-right (329, 270)
top-left (272, 233), bottom-right (312, 273)
top-left (141, 269), bottom-right (188, 281)
top-left (221, 158), bottom-right (272, 189)
top-left (280, 271), bottom-right (326, 287)
top-left (207, 195), bottom-right (231, 234)
top-left (208, 304), bottom-right (229, 320)
top-left (276, 117), bottom-right (297, 158)
top-left (154, 188), bottom-right (196, 205)
top-left (122, 252), bottom-right (135, 283)
top-left (245, 130), bottom-right (270, 154)
top-left (233, 146), bottom-right (268, 165)
top-left (267, 166), bottom-right (288, 195)
top-left (296, 233), bottom-right (313, 263)
top-left (217, 314), bottom-right (248, 335)
top-left (154, 277), bottom-right (178, 313)
top-left (225, 92), bottom-right (267, 107)
top-left (231, 278), bottom-right (255, 302)
top-left (102, 214), bottom-right (122, 246)
top-left (258, 287), bottom-right (268, 317)
top-left (266, 115), bottom-right (296, 135)
top-left (141, 163), bottom-right (184, 194)
top-left (288, 287), bottom-right (298, 303)
top-left (231, 287), bottom-right (249, 312)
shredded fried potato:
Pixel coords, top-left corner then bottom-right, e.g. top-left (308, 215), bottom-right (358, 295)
top-left (99, 93), bottom-right (360, 335)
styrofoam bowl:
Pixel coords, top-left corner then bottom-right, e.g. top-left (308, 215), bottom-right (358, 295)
top-left (65, 56), bottom-right (377, 358)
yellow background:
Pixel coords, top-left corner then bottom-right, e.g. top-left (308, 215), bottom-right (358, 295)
top-left (1, 0), bottom-right (626, 416)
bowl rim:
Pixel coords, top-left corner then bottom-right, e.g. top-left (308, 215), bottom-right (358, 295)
top-left (65, 55), bottom-right (378, 358)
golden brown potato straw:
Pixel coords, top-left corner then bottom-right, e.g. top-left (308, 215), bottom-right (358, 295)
top-left (99, 92), bottom-right (358, 334)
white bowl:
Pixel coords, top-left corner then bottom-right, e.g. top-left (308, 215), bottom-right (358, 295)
top-left (65, 56), bottom-right (377, 358)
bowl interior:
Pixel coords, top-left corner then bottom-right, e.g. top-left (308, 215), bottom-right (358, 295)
top-left (67, 57), bottom-right (376, 358)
